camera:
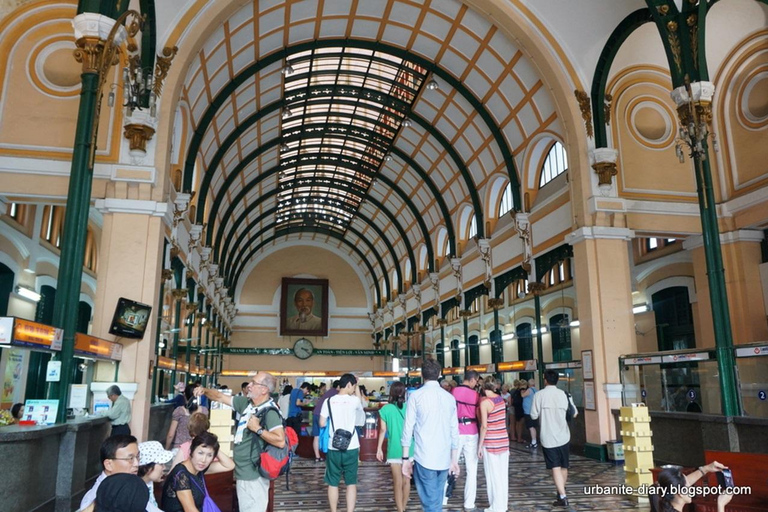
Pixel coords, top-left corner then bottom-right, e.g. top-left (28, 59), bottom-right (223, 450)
top-left (715, 469), bottom-right (734, 488)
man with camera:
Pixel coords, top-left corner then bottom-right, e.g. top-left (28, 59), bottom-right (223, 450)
top-left (319, 373), bottom-right (365, 512)
top-left (194, 372), bottom-right (285, 512)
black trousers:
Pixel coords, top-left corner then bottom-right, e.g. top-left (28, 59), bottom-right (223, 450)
top-left (285, 415), bottom-right (302, 436)
top-left (111, 423), bottom-right (131, 436)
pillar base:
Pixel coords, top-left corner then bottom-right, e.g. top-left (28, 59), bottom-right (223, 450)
top-left (583, 442), bottom-right (608, 462)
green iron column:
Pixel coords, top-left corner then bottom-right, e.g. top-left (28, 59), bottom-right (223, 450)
top-left (170, 288), bottom-right (184, 385)
top-left (48, 11), bottom-right (142, 421)
top-left (461, 310), bottom-right (470, 367)
top-left (530, 283), bottom-right (546, 389)
top-left (647, 0), bottom-right (740, 415)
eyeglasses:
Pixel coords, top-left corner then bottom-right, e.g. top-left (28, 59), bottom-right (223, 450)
top-left (111, 455), bottom-right (140, 463)
top-left (250, 381), bottom-right (268, 388)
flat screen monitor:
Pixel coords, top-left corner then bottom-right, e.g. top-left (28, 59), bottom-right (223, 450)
top-left (108, 297), bottom-right (152, 339)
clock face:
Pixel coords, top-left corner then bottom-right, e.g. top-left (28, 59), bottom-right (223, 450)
top-left (293, 338), bottom-right (314, 359)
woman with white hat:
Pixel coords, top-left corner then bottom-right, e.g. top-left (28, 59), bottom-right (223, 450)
top-left (138, 441), bottom-right (175, 512)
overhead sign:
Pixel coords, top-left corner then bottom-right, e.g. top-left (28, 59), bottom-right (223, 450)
top-left (496, 359), bottom-right (537, 372)
top-left (624, 356), bottom-right (662, 365)
top-left (12, 318), bottom-right (63, 350)
top-left (224, 347), bottom-right (387, 356)
top-left (662, 352), bottom-right (710, 363)
top-left (735, 345), bottom-right (768, 358)
top-left (74, 333), bottom-right (123, 361)
top-left (0, 317), bottom-right (13, 344)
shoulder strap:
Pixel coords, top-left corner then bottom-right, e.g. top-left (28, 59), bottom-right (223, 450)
top-left (327, 396), bottom-right (336, 431)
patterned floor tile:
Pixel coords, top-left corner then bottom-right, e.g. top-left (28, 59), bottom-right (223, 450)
top-left (273, 444), bottom-right (650, 511)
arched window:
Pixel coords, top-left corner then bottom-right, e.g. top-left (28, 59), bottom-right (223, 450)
top-left (539, 141), bottom-right (568, 188)
top-left (468, 334), bottom-right (479, 366)
top-left (450, 338), bottom-right (461, 368)
top-left (468, 215), bottom-right (477, 239)
top-left (499, 183), bottom-right (514, 216)
top-left (436, 341), bottom-right (445, 367)
top-left (392, 269), bottom-right (399, 291)
top-left (404, 259), bottom-right (412, 284)
top-left (549, 313), bottom-right (572, 362)
top-left (0, 263), bottom-right (14, 316)
top-left (516, 322), bottom-right (535, 380)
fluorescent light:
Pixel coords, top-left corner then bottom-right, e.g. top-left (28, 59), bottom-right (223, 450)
top-left (392, 358), bottom-right (400, 372)
top-left (480, 338), bottom-right (489, 345)
top-left (532, 326), bottom-right (548, 335)
top-left (633, 304), bottom-right (649, 314)
top-left (569, 320), bottom-right (580, 327)
top-left (23, 268), bottom-right (35, 274)
top-left (16, 285), bottom-right (40, 302)
top-left (459, 343), bottom-right (466, 349)
top-left (501, 333), bottom-right (515, 341)
top-left (443, 347), bottom-right (450, 353)
top-left (201, 318), bottom-right (207, 325)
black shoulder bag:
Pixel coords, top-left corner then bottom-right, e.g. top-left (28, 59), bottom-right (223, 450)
top-left (328, 398), bottom-right (353, 451)
top-left (563, 390), bottom-right (577, 423)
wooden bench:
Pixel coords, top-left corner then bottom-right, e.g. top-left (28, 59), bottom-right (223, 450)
top-left (691, 450), bottom-right (768, 512)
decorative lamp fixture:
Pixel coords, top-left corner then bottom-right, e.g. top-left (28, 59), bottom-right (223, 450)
top-left (282, 107), bottom-right (292, 119)
top-left (401, 118), bottom-right (412, 128)
top-left (119, 64), bottom-right (156, 118)
top-left (383, 153), bottom-right (393, 162)
top-left (282, 62), bottom-right (294, 75)
top-left (426, 78), bottom-right (439, 91)
top-left (16, 285), bottom-right (41, 302)
top-left (674, 77), bottom-right (718, 163)
top-left (280, 143), bottom-right (290, 153)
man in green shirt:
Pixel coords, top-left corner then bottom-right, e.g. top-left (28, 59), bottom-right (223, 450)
top-left (104, 385), bottom-right (132, 435)
top-left (195, 372), bottom-right (285, 512)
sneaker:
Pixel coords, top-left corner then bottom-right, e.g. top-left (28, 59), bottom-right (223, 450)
top-left (526, 442), bottom-right (538, 449)
top-left (553, 496), bottom-right (569, 507)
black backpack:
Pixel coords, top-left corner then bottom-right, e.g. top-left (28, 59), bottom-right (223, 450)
top-left (563, 390), bottom-right (577, 423)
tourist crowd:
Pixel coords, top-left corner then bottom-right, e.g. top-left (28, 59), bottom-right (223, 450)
top-left (75, 362), bottom-right (581, 512)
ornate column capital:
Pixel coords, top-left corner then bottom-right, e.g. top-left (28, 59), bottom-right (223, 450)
top-left (590, 147), bottom-right (619, 192)
top-left (565, 226), bottom-right (635, 245)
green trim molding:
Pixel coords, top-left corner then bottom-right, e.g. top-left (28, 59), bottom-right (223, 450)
top-left (224, 347), bottom-right (387, 357)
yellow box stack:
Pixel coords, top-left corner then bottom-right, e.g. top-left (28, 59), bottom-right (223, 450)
top-left (619, 404), bottom-right (654, 495)
top-left (209, 408), bottom-right (233, 457)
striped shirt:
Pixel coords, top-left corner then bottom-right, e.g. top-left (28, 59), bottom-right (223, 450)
top-left (482, 395), bottom-right (509, 454)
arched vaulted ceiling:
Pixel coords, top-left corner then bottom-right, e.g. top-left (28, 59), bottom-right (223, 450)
top-left (177, 0), bottom-right (562, 303)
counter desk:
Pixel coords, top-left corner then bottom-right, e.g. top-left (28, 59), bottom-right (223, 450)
top-left (297, 404), bottom-right (387, 461)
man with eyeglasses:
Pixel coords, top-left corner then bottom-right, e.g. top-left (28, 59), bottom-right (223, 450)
top-left (80, 434), bottom-right (141, 510)
top-left (195, 372), bottom-right (285, 512)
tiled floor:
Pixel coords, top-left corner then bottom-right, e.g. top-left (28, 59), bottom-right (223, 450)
top-left (273, 444), bottom-right (650, 511)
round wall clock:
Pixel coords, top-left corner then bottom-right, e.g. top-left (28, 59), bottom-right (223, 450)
top-left (293, 338), bottom-right (314, 359)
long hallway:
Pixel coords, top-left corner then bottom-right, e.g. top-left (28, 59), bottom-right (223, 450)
top-left (273, 445), bottom-right (646, 512)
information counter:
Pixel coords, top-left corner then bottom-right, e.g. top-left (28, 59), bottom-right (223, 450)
top-left (297, 404), bottom-right (384, 461)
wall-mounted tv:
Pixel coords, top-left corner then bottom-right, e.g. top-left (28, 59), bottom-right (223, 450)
top-left (109, 297), bottom-right (152, 339)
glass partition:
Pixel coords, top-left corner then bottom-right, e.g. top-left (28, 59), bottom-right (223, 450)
top-left (735, 344), bottom-right (768, 418)
top-left (621, 349), bottom-right (720, 414)
top-left (544, 361), bottom-right (583, 407)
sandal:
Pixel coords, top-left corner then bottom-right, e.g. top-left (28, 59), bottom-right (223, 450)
top-left (315, 457), bottom-right (323, 462)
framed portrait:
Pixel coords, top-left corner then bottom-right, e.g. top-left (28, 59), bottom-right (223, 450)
top-left (280, 277), bottom-right (329, 337)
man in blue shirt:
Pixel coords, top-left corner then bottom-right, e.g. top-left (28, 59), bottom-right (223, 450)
top-left (286, 382), bottom-right (311, 435)
top-left (401, 359), bottom-right (460, 512)
top-left (522, 378), bottom-right (538, 448)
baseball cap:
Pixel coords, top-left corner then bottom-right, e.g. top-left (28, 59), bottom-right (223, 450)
top-left (138, 441), bottom-right (174, 466)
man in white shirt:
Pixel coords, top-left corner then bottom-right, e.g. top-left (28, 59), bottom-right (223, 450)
top-left (530, 370), bottom-right (578, 507)
top-left (80, 435), bottom-right (140, 510)
top-left (401, 359), bottom-right (460, 512)
top-left (319, 373), bottom-right (365, 512)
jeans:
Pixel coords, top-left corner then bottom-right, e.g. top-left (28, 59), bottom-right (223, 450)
top-left (414, 461), bottom-right (449, 512)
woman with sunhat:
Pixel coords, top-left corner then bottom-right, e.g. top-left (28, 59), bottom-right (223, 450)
top-left (138, 441), bottom-right (175, 511)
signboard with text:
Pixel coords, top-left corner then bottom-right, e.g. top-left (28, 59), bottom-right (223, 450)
top-left (13, 318), bottom-right (63, 350)
top-left (735, 345), bottom-right (768, 358)
top-left (223, 347), bottom-right (387, 357)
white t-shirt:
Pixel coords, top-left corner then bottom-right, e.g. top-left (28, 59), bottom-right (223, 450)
top-left (320, 393), bottom-right (365, 451)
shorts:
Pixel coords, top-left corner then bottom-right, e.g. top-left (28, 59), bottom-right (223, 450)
top-left (542, 443), bottom-right (570, 469)
top-left (325, 448), bottom-right (360, 486)
top-left (524, 414), bottom-right (537, 429)
top-left (386, 458), bottom-right (402, 465)
top-left (312, 415), bottom-right (321, 436)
